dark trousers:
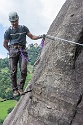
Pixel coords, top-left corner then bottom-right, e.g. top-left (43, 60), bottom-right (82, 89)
top-left (9, 47), bottom-right (28, 91)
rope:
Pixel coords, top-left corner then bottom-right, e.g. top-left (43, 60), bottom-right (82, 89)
top-left (41, 39), bottom-right (44, 48)
top-left (20, 48), bottom-right (28, 61)
top-left (46, 35), bottom-right (83, 46)
top-left (0, 90), bottom-right (32, 102)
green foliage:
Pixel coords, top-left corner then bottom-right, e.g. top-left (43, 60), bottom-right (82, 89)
top-left (0, 44), bottom-right (41, 123)
top-left (0, 68), bottom-right (12, 99)
top-left (27, 64), bottom-right (33, 73)
top-left (0, 58), bottom-right (9, 69)
top-left (0, 100), bottom-right (17, 120)
top-left (0, 44), bottom-right (41, 98)
top-left (27, 44), bottom-right (42, 65)
top-left (0, 119), bottom-right (4, 125)
top-left (7, 107), bottom-right (14, 114)
top-left (24, 73), bottom-right (32, 89)
top-left (0, 44), bottom-right (42, 68)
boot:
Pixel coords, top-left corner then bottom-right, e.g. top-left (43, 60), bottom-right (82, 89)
top-left (18, 89), bottom-right (24, 95)
top-left (13, 90), bottom-right (19, 97)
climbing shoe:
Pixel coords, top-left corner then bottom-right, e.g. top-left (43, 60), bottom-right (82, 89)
top-left (13, 90), bottom-right (19, 97)
top-left (18, 89), bottom-right (24, 95)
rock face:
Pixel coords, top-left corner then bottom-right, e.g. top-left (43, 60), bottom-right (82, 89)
top-left (3, 0), bottom-right (83, 125)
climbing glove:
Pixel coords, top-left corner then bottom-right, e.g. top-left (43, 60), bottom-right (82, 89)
top-left (38, 34), bottom-right (46, 40)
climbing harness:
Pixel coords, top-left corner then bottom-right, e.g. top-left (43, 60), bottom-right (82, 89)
top-left (0, 89), bottom-right (32, 102)
top-left (45, 35), bottom-right (83, 46)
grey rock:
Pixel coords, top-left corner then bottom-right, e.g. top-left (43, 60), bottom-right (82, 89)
top-left (3, 0), bottom-right (83, 125)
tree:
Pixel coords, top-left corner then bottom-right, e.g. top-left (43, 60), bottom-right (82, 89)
top-left (27, 44), bottom-right (42, 65)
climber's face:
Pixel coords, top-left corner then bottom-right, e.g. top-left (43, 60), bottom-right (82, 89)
top-left (11, 20), bottom-right (18, 29)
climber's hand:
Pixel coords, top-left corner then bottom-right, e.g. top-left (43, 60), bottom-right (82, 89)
top-left (38, 34), bottom-right (46, 40)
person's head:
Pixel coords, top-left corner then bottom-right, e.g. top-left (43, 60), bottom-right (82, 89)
top-left (9, 12), bottom-right (19, 28)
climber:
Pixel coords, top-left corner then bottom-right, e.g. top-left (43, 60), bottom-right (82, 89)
top-left (3, 11), bottom-right (45, 97)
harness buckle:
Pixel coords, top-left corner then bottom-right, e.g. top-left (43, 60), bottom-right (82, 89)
top-left (11, 44), bottom-right (24, 49)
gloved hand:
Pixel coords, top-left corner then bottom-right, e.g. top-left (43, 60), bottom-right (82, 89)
top-left (38, 34), bottom-right (46, 40)
top-left (42, 34), bottom-right (46, 40)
